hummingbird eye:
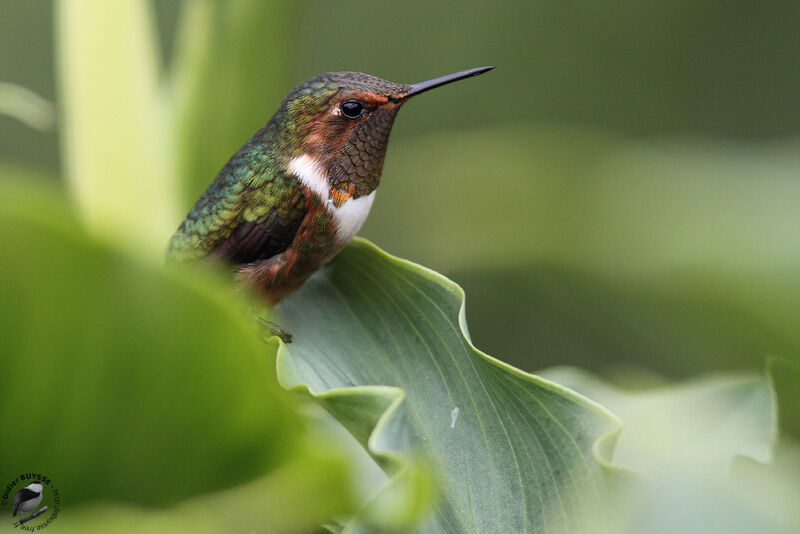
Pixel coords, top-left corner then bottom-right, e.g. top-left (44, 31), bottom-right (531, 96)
top-left (339, 100), bottom-right (366, 119)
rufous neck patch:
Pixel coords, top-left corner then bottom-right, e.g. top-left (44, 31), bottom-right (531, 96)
top-left (330, 182), bottom-right (357, 208)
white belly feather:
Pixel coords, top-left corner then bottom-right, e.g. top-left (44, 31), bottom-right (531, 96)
top-left (287, 154), bottom-right (376, 244)
top-left (332, 191), bottom-right (375, 242)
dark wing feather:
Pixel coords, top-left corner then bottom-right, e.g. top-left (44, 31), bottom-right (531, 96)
top-left (166, 129), bottom-right (308, 264)
top-left (211, 188), bottom-right (307, 264)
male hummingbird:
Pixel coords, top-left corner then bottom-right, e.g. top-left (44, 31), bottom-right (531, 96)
top-left (167, 66), bottom-right (493, 304)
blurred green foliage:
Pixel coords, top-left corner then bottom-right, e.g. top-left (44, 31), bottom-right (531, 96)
top-left (542, 366), bottom-right (800, 533)
top-left (0, 175), bottom-right (358, 532)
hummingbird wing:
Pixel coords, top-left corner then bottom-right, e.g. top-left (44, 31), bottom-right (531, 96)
top-left (210, 184), bottom-right (307, 264)
top-left (166, 164), bottom-right (308, 265)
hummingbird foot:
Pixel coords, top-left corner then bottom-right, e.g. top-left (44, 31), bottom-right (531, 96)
top-left (257, 317), bottom-right (293, 343)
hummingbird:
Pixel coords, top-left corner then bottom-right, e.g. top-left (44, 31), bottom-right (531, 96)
top-left (167, 66), bottom-right (493, 305)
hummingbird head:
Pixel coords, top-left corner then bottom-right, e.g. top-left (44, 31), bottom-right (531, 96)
top-left (279, 67), bottom-right (493, 202)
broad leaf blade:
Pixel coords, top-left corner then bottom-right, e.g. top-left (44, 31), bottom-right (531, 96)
top-left (539, 366), bottom-right (799, 533)
top-left (540, 367), bottom-right (777, 476)
top-left (276, 239), bottom-right (622, 533)
top-left (0, 179), bottom-right (297, 507)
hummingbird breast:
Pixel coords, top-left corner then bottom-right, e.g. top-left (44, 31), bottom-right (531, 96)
top-left (233, 150), bottom-right (379, 304)
top-left (286, 153), bottom-right (377, 245)
top-left (235, 174), bottom-right (370, 304)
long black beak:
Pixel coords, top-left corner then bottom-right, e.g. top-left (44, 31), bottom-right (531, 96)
top-left (400, 66), bottom-right (494, 100)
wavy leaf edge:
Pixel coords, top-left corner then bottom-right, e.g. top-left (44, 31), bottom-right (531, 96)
top-left (273, 238), bottom-right (629, 529)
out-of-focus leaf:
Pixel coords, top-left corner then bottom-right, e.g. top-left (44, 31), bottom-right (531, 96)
top-left (540, 366), bottom-right (800, 533)
top-left (276, 239), bottom-right (622, 533)
top-left (169, 0), bottom-right (298, 204)
top-left (540, 367), bottom-right (776, 474)
top-left (0, 163), bottom-right (62, 202)
top-left (0, 178), bottom-right (327, 517)
top-left (45, 443), bottom-right (354, 534)
top-left (55, 0), bottom-right (178, 250)
top-left (768, 357), bottom-right (800, 438)
top-left (0, 82), bottom-right (55, 131)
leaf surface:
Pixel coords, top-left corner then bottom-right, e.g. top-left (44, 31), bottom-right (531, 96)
top-left (276, 239), bottom-right (622, 533)
top-left (540, 366), bottom-right (800, 533)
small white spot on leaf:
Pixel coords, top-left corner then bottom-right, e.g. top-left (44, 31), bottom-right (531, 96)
top-left (450, 406), bottom-right (460, 429)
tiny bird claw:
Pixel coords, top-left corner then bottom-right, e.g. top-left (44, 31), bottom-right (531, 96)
top-left (257, 317), bottom-right (293, 343)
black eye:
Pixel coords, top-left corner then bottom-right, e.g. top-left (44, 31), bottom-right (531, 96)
top-left (340, 100), bottom-right (365, 119)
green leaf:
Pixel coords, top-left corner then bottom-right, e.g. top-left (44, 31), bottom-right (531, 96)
top-left (540, 366), bottom-right (800, 533)
top-left (169, 0), bottom-right (299, 205)
top-left (0, 178), bottom-right (289, 504)
top-left (0, 82), bottom-right (55, 131)
top-left (51, 444), bottom-right (354, 534)
top-left (0, 177), bottom-right (355, 532)
top-left (768, 357), bottom-right (800, 437)
top-left (539, 367), bottom-right (777, 475)
top-left (275, 239), bottom-right (622, 533)
top-left (55, 0), bottom-right (178, 250)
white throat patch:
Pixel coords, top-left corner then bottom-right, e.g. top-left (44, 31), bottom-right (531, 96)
top-left (287, 154), bottom-right (328, 200)
top-left (286, 154), bottom-right (376, 244)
